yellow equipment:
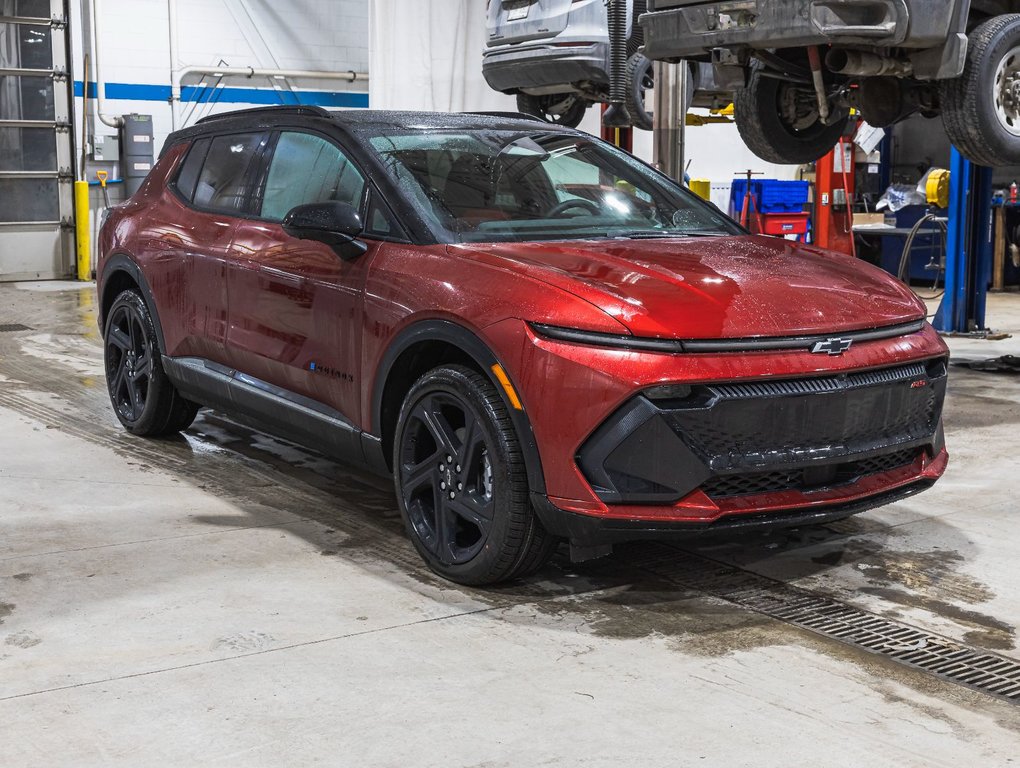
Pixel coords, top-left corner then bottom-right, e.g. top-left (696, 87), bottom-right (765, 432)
top-left (926, 168), bottom-right (951, 209)
top-left (689, 178), bottom-right (711, 201)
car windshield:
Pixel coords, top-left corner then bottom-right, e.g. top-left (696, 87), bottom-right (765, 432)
top-left (365, 129), bottom-right (740, 243)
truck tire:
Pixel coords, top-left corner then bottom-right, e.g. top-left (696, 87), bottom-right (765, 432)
top-left (942, 14), bottom-right (1020, 167)
top-left (734, 65), bottom-right (849, 164)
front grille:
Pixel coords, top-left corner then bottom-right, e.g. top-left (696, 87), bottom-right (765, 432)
top-left (660, 360), bottom-right (946, 473)
top-left (577, 359), bottom-right (947, 505)
top-left (710, 362), bottom-right (928, 399)
top-left (701, 447), bottom-right (922, 499)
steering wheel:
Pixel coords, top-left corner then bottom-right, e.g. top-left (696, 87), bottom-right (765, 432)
top-left (546, 198), bottom-right (601, 218)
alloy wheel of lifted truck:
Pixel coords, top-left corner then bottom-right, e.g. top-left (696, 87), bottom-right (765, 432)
top-left (734, 63), bottom-right (851, 165)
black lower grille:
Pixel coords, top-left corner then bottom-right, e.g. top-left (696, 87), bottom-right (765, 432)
top-left (701, 447), bottom-right (922, 499)
top-left (660, 360), bottom-right (947, 473)
top-left (577, 359), bottom-right (948, 505)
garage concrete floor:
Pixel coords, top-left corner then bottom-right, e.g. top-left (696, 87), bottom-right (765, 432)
top-left (2, 281), bottom-right (1020, 766)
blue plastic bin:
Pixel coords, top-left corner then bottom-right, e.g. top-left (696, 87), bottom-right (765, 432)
top-left (730, 179), bottom-right (810, 216)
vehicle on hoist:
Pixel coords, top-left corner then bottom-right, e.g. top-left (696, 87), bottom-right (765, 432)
top-left (641, 0), bottom-right (1020, 167)
top-left (483, 0), bottom-right (731, 128)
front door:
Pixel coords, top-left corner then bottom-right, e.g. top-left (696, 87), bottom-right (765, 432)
top-left (226, 129), bottom-right (373, 422)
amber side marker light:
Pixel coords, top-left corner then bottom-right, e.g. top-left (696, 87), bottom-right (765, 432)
top-left (491, 364), bottom-right (524, 411)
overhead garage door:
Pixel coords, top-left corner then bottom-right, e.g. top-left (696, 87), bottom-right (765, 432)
top-left (0, 0), bottom-right (73, 281)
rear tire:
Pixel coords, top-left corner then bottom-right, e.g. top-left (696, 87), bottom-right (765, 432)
top-left (626, 52), bottom-right (655, 131)
top-left (734, 64), bottom-right (849, 164)
top-left (941, 14), bottom-right (1020, 167)
top-left (516, 92), bottom-right (588, 128)
top-left (393, 365), bottom-right (554, 586)
top-left (103, 289), bottom-right (198, 437)
top-left (626, 55), bottom-right (696, 131)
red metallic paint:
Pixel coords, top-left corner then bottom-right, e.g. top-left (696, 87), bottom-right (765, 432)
top-left (98, 141), bottom-right (948, 531)
top-left (481, 317), bottom-right (948, 510)
top-left (452, 237), bottom-right (926, 339)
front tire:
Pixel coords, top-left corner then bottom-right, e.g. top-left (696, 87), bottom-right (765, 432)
top-left (734, 65), bottom-right (849, 164)
top-left (393, 365), bottom-right (554, 585)
top-left (104, 289), bottom-right (198, 436)
top-left (942, 14), bottom-right (1020, 167)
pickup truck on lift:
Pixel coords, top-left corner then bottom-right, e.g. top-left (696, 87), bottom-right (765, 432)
top-left (640, 0), bottom-right (1020, 167)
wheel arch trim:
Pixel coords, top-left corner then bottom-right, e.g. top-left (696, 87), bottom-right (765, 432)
top-left (99, 253), bottom-right (167, 353)
top-left (371, 319), bottom-right (547, 494)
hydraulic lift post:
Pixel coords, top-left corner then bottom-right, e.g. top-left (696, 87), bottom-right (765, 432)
top-left (933, 147), bottom-right (993, 333)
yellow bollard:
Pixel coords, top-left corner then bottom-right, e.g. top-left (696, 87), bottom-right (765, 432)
top-left (74, 180), bottom-right (91, 281)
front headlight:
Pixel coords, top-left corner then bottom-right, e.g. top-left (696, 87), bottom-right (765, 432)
top-left (529, 322), bottom-right (686, 353)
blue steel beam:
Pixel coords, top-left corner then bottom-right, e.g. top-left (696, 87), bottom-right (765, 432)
top-left (933, 148), bottom-right (969, 332)
top-left (933, 149), bottom-right (993, 333)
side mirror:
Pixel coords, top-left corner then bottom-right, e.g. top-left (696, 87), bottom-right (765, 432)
top-left (282, 201), bottom-right (367, 259)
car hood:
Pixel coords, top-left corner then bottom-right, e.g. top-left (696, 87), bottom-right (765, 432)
top-left (452, 235), bottom-right (926, 339)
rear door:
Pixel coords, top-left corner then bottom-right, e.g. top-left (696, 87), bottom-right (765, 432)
top-left (225, 128), bottom-right (377, 421)
top-left (488, 0), bottom-right (576, 45)
top-left (155, 131), bottom-right (267, 361)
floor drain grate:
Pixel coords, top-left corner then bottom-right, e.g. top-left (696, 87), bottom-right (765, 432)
top-left (634, 545), bottom-right (1020, 702)
top-left (0, 323), bottom-right (31, 333)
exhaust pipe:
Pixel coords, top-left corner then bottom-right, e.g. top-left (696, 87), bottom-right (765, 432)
top-left (602, 0), bottom-right (631, 127)
top-left (826, 49), bottom-right (913, 77)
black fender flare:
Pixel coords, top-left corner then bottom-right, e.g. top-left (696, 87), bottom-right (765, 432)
top-left (99, 253), bottom-right (167, 352)
top-left (371, 319), bottom-right (547, 495)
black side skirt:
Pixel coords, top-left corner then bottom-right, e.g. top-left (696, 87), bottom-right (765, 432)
top-left (162, 356), bottom-right (390, 477)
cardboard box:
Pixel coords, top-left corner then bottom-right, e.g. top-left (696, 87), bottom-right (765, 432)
top-left (852, 212), bottom-right (889, 227)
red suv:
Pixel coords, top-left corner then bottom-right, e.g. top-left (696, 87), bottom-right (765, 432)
top-left (97, 106), bottom-right (949, 585)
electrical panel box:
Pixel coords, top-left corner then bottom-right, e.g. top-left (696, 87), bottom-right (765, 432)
top-left (119, 114), bottom-right (155, 197)
top-left (92, 134), bottom-right (120, 162)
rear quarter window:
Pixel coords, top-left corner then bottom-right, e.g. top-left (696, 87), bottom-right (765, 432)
top-left (191, 132), bottom-right (268, 213)
top-left (173, 138), bottom-right (210, 202)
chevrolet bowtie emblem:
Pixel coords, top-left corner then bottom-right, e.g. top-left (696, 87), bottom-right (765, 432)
top-left (811, 337), bottom-right (854, 355)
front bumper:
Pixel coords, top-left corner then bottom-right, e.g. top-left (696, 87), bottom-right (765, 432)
top-left (483, 318), bottom-right (950, 540)
top-left (641, 0), bottom-right (954, 61)
top-left (482, 41), bottom-right (609, 94)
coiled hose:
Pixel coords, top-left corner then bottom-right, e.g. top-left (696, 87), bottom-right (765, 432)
top-left (897, 210), bottom-right (948, 300)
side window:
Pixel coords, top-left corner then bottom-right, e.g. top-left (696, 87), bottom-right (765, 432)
top-left (260, 132), bottom-right (366, 221)
top-left (192, 132), bottom-right (268, 213)
top-left (174, 138), bottom-right (210, 202)
top-left (365, 195), bottom-right (399, 238)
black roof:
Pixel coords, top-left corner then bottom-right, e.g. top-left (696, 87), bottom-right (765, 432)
top-left (174, 106), bottom-right (564, 142)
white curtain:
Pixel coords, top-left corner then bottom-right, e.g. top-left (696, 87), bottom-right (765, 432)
top-left (369, 0), bottom-right (516, 113)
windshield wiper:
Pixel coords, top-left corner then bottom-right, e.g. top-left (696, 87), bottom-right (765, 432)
top-left (616, 230), bottom-right (725, 240)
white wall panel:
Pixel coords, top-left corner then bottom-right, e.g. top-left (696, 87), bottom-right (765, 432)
top-left (369, 0), bottom-right (514, 113)
top-left (70, 0), bottom-right (370, 153)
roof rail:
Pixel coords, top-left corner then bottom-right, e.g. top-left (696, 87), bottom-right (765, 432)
top-left (196, 105), bottom-right (332, 125)
top-left (463, 111), bottom-right (548, 123)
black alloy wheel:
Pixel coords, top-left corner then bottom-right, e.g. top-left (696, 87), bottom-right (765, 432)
top-left (103, 289), bottom-right (198, 436)
top-left (394, 365), bottom-right (556, 585)
top-left (105, 301), bottom-right (153, 423)
top-left (399, 390), bottom-right (496, 566)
